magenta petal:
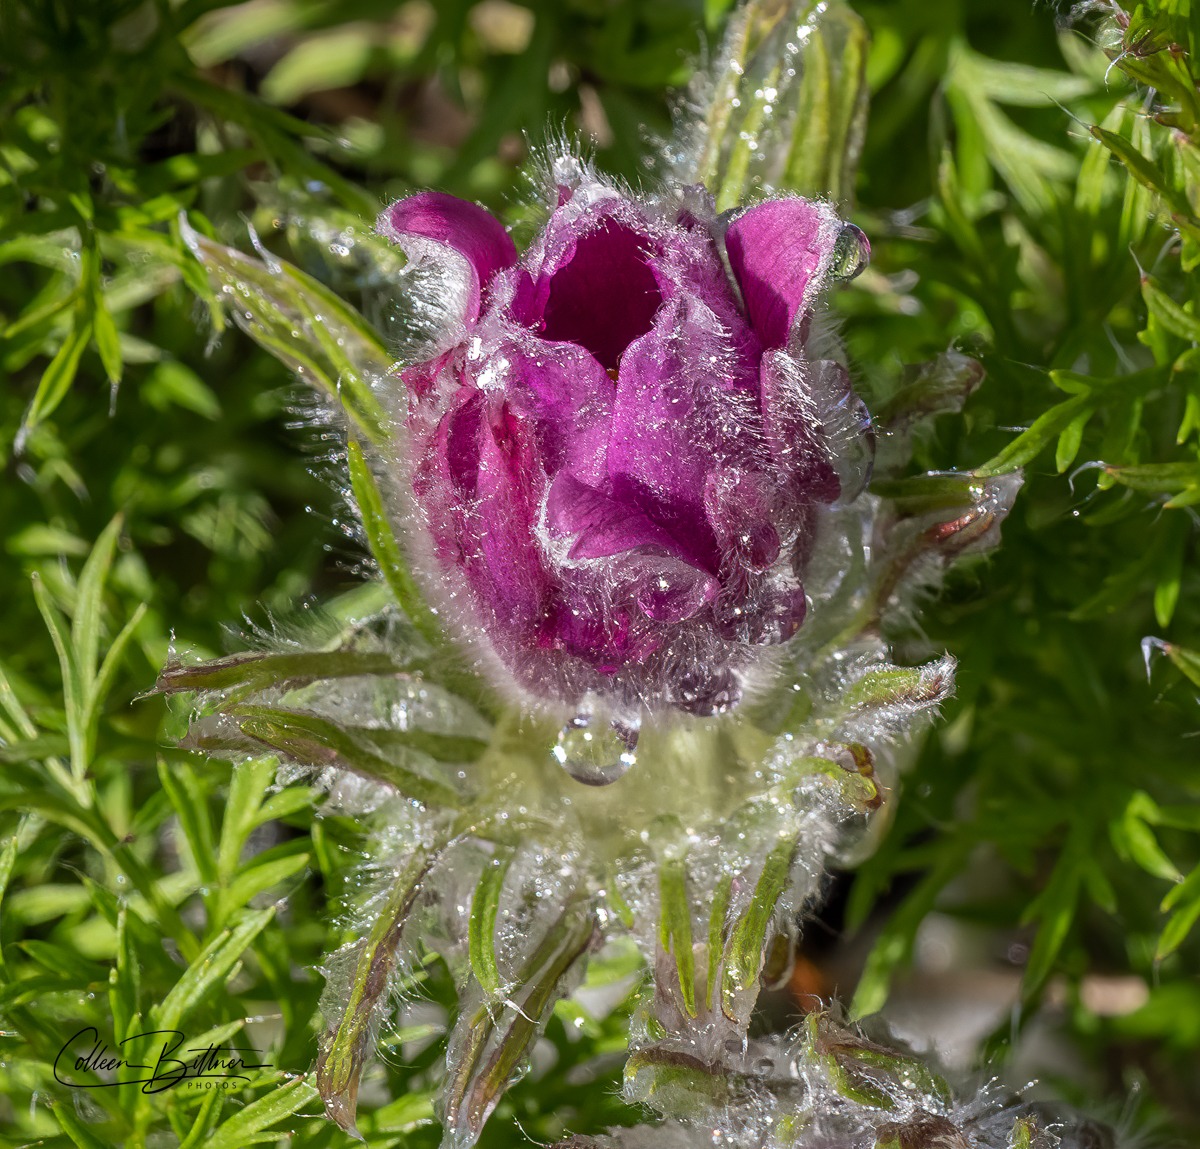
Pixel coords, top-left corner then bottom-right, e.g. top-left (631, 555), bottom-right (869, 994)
top-left (502, 340), bottom-right (614, 488)
top-left (474, 404), bottom-right (549, 624)
top-left (539, 220), bottom-right (664, 371)
top-left (442, 387), bottom-right (486, 495)
top-left (714, 583), bottom-right (807, 646)
top-left (759, 350), bottom-right (841, 506)
top-left (377, 191), bottom-right (517, 324)
top-left (704, 469), bottom-right (781, 572)
top-left (607, 301), bottom-right (729, 570)
top-left (546, 473), bottom-right (683, 560)
top-left (620, 555), bottom-right (719, 623)
top-left (724, 198), bottom-right (838, 349)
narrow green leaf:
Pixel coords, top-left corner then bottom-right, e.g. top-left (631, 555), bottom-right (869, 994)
top-left (176, 1081), bottom-right (227, 1148)
top-left (157, 757), bottom-right (218, 884)
top-left (1158, 863), bottom-right (1200, 959)
top-left (221, 847), bottom-right (309, 915)
top-left (658, 855), bottom-right (697, 1017)
top-left (470, 847), bottom-right (515, 995)
top-left (18, 939), bottom-right (104, 982)
top-left (151, 909), bottom-right (274, 1033)
top-left (356, 725), bottom-right (488, 764)
top-left (1161, 641), bottom-right (1200, 688)
top-left (1110, 793), bottom-right (1182, 883)
top-left (228, 704), bottom-right (461, 808)
top-left (158, 648), bottom-right (410, 695)
top-left (51, 1098), bottom-right (119, 1149)
top-left (23, 315), bottom-right (93, 434)
top-left (1056, 409), bottom-right (1091, 473)
top-left (1143, 277), bottom-right (1200, 342)
top-left (449, 900), bottom-right (596, 1144)
top-left (1103, 461), bottom-right (1200, 494)
top-left (1092, 124), bottom-right (1178, 202)
top-left (217, 755), bottom-right (277, 881)
top-left (976, 392), bottom-right (1093, 476)
top-left (109, 908), bottom-right (141, 1045)
top-left (722, 837), bottom-right (794, 1022)
top-left (92, 294), bottom-right (123, 385)
top-left (317, 848), bottom-right (435, 1134)
top-left (179, 221), bottom-right (389, 444)
top-left (851, 841), bottom-right (969, 1019)
top-left (0, 658), bottom-right (37, 740)
top-left (205, 1075), bottom-right (320, 1149)
top-left (90, 602), bottom-right (148, 720)
top-left (347, 439), bottom-right (441, 644)
top-left (31, 572), bottom-right (87, 796)
top-left (1022, 825), bottom-right (1088, 991)
top-left (706, 872), bottom-right (732, 1013)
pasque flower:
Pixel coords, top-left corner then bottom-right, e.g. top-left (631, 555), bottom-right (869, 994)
top-left (379, 161), bottom-right (869, 722)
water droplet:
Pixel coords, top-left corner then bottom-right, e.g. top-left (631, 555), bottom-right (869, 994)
top-left (552, 712), bottom-right (638, 785)
top-left (829, 223), bottom-right (870, 282)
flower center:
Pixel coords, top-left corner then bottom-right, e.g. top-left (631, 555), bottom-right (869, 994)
top-left (539, 221), bottom-right (664, 372)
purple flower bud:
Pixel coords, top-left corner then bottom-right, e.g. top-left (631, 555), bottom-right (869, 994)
top-left (378, 164), bottom-right (869, 719)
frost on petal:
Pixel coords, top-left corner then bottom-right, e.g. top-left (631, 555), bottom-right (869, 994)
top-left (502, 340), bottom-right (614, 488)
top-left (607, 299), bottom-right (741, 572)
top-left (724, 198), bottom-right (841, 349)
top-left (547, 473), bottom-right (690, 562)
top-left (378, 191), bottom-right (517, 325)
top-left (395, 176), bottom-right (877, 720)
top-left (470, 402), bottom-right (551, 628)
top-left (758, 349), bottom-right (841, 507)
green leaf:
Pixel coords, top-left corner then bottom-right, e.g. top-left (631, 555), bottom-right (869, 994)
top-left (158, 756), bottom-right (218, 883)
top-left (1022, 821), bottom-right (1089, 992)
top-left (658, 853), bottom-right (697, 1017)
top-left (17, 939), bottom-right (104, 982)
top-left (158, 648), bottom-right (411, 696)
top-left (851, 841), bottom-right (969, 1019)
top-left (317, 848), bottom-right (437, 1134)
top-left (30, 571), bottom-right (87, 797)
top-left (469, 847), bottom-right (515, 996)
top-left (205, 1075), bottom-right (320, 1149)
top-left (220, 844), bottom-right (310, 918)
top-left (976, 392), bottom-right (1094, 476)
top-left (780, 3), bottom-right (871, 203)
top-left (226, 704), bottom-right (462, 808)
top-left (217, 756), bottom-right (277, 880)
top-left (21, 314), bottom-right (93, 435)
top-left (150, 909), bottom-right (274, 1033)
top-left (92, 298), bottom-right (123, 386)
top-left (347, 438), bottom-right (441, 644)
top-left (444, 898), bottom-right (596, 1145)
top-left (1110, 792), bottom-right (1182, 883)
top-left (1158, 862), bottom-right (1200, 959)
top-left (51, 1098), bottom-right (120, 1149)
top-left (73, 514), bottom-right (121, 688)
top-left (1056, 409), bottom-right (1092, 473)
top-left (1142, 276), bottom-right (1200, 342)
top-left (144, 358), bottom-right (221, 418)
top-left (179, 221), bottom-right (390, 445)
top-left (706, 872), bottom-right (732, 1013)
top-left (109, 908), bottom-right (141, 1045)
top-left (722, 837), bottom-right (793, 1023)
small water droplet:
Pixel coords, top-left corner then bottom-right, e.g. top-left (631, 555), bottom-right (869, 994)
top-left (552, 712), bottom-right (638, 785)
top-left (829, 223), bottom-right (870, 282)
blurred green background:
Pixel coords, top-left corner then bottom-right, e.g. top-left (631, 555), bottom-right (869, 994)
top-left (2, 0), bottom-right (1200, 1145)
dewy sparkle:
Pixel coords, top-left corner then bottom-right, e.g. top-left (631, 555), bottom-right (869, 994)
top-left (378, 159), bottom-right (872, 752)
